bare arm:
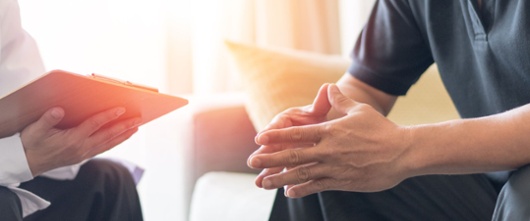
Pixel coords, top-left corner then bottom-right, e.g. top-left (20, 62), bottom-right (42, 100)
top-left (335, 73), bottom-right (530, 175)
top-left (408, 104), bottom-right (530, 176)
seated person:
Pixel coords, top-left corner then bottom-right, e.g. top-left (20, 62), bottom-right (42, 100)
top-left (0, 0), bottom-right (143, 220)
top-left (249, 0), bottom-right (530, 220)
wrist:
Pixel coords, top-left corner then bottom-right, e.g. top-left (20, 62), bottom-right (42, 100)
top-left (398, 123), bottom-right (442, 178)
top-left (400, 119), bottom-right (474, 177)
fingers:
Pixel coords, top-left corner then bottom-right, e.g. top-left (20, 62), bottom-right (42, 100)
top-left (260, 163), bottom-right (323, 189)
top-left (249, 146), bottom-right (320, 169)
top-left (259, 163), bottom-right (336, 198)
top-left (33, 107), bottom-right (65, 131)
top-left (249, 142), bottom-right (316, 159)
top-left (85, 127), bottom-right (139, 158)
top-left (285, 179), bottom-right (335, 198)
top-left (20, 107), bottom-right (141, 175)
top-left (85, 117), bottom-right (142, 147)
top-left (256, 83), bottom-right (332, 140)
top-left (256, 124), bottom-right (322, 145)
top-left (74, 107), bottom-right (127, 137)
top-left (260, 113), bottom-right (292, 133)
top-left (254, 167), bottom-right (284, 188)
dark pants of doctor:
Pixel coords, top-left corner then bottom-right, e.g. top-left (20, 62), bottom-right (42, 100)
top-left (0, 159), bottom-right (143, 221)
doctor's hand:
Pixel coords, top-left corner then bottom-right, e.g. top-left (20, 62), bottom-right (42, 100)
top-left (21, 107), bottom-right (142, 176)
top-left (248, 84), bottom-right (414, 198)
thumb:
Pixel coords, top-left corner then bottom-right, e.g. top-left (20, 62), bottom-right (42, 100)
top-left (36, 107), bottom-right (65, 130)
top-left (327, 84), bottom-right (358, 114)
top-left (310, 83), bottom-right (332, 115)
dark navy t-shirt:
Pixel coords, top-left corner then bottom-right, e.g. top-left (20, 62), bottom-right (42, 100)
top-left (349, 0), bottom-right (530, 119)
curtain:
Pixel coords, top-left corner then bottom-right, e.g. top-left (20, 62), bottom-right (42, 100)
top-left (186, 0), bottom-right (343, 95)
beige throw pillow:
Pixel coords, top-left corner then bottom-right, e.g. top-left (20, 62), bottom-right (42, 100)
top-left (225, 41), bottom-right (459, 131)
top-left (225, 41), bottom-right (348, 131)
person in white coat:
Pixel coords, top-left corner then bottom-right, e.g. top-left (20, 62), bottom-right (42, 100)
top-left (0, 0), bottom-right (143, 220)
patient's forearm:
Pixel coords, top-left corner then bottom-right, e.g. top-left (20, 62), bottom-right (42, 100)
top-left (406, 104), bottom-right (530, 176)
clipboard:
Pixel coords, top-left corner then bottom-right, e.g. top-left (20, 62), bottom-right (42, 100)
top-left (0, 69), bottom-right (188, 137)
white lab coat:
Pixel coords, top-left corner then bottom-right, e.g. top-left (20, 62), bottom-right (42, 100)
top-left (0, 0), bottom-right (84, 217)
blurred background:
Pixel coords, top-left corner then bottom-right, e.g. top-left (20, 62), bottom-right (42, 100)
top-left (18, 0), bottom-right (375, 220)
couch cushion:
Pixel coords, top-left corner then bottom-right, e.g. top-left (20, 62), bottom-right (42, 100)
top-left (189, 171), bottom-right (276, 221)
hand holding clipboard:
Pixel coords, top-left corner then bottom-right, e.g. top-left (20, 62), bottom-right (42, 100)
top-left (0, 69), bottom-right (188, 175)
top-left (0, 69), bottom-right (188, 137)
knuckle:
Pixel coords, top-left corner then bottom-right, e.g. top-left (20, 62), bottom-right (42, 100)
top-left (296, 167), bottom-right (311, 183)
top-left (286, 149), bottom-right (301, 166)
top-left (322, 124), bottom-right (349, 137)
top-left (322, 123), bottom-right (333, 134)
top-left (288, 128), bottom-right (303, 141)
top-left (313, 179), bottom-right (328, 190)
top-left (323, 124), bottom-right (341, 138)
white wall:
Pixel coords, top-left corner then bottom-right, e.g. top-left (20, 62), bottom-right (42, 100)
top-left (339, 0), bottom-right (375, 57)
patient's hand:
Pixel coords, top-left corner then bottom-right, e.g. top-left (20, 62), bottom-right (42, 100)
top-left (248, 84), bottom-right (411, 198)
top-left (21, 107), bottom-right (142, 176)
top-left (248, 84), bottom-right (332, 188)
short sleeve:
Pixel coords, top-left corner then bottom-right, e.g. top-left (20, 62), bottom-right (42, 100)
top-left (348, 0), bottom-right (434, 95)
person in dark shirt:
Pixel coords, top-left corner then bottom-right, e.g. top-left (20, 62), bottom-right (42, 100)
top-left (248, 1), bottom-right (530, 220)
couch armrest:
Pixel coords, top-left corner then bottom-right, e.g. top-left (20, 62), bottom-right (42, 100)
top-left (175, 93), bottom-right (261, 219)
top-left (189, 93), bottom-right (260, 179)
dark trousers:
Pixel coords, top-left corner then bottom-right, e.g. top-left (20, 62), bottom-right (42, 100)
top-left (0, 186), bottom-right (23, 221)
top-left (269, 174), bottom-right (500, 221)
top-left (0, 159), bottom-right (143, 221)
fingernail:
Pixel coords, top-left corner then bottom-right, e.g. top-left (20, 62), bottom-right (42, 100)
top-left (257, 134), bottom-right (268, 144)
top-left (250, 156), bottom-right (261, 168)
top-left (51, 108), bottom-right (63, 119)
top-left (247, 155), bottom-right (256, 168)
top-left (287, 188), bottom-right (295, 197)
top-left (115, 108), bottom-right (126, 116)
top-left (262, 179), bottom-right (272, 189)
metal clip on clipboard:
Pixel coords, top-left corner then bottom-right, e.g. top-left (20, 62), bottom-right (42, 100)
top-left (89, 73), bottom-right (159, 93)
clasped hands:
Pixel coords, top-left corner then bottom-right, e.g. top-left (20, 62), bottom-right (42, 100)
top-left (248, 84), bottom-right (413, 198)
